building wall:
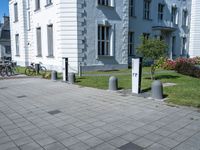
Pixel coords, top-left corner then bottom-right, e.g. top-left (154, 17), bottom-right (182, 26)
top-left (9, 0), bottom-right (196, 72)
top-left (81, 0), bottom-right (129, 71)
top-left (129, 0), bottom-right (191, 61)
top-left (189, 0), bottom-right (200, 57)
top-left (9, 0), bottom-right (80, 72)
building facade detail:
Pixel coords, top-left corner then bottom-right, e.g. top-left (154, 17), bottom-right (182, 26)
top-left (9, 0), bottom-right (197, 72)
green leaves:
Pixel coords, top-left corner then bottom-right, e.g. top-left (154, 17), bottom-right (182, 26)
top-left (137, 37), bottom-right (168, 61)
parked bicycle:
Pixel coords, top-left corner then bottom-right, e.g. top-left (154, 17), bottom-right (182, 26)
top-left (0, 61), bottom-right (18, 77)
top-left (25, 62), bottom-right (47, 76)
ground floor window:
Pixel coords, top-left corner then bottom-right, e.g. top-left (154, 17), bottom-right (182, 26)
top-left (15, 34), bottom-right (19, 56)
top-left (36, 27), bottom-right (42, 56)
top-left (98, 25), bottom-right (111, 56)
top-left (5, 46), bottom-right (11, 54)
top-left (128, 32), bottom-right (134, 56)
top-left (47, 24), bottom-right (54, 57)
top-left (181, 37), bottom-right (187, 56)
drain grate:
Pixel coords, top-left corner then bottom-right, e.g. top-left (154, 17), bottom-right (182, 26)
top-left (47, 110), bottom-right (62, 115)
top-left (0, 87), bottom-right (8, 90)
top-left (119, 142), bottom-right (144, 150)
top-left (17, 95), bottom-right (27, 98)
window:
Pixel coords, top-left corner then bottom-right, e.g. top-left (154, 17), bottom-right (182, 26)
top-left (143, 33), bottom-right (150, 40)
top-left (27, 11), bottom-right (31, 30)
top-left (47, 25), bottom-right (54, 57)
top-left (14, 3), bottom-right (18, 22)
top-left (172, 36), bottom-right (176, 56)
top-left (128, 32), bottom-right (134, 56)
top-left (98, 25), bottom-right (111, 56)
top-left (97, 0), bottom-right (114, 7)
top-left (35, 0), bottom-right (40, 10)
top-left (98, 0), bottom-right (109, 6)
top-left (129, 0), bottom-right (135, 17)
top-left (158, 3), bottom-right (164, 21)
top-left (171, 6), bottom-right (178, 24)
top-left (36, 27), bottom-right (42, 56)
top-left (5, 46), bottom-right (11, 54)
top-left (46, 0), bottom-right (52, 5)
top-left (182, 10), bottom-right (188, 26)
top-left (15, 34), bottom-right (19, 56)
top-left (143, 0), bottom-right (151, 20)
top-left (181, 37), bottom-right (187, 55)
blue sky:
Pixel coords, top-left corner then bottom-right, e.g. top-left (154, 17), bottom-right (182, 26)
top-left (0, 0), bottom-right (9, 22)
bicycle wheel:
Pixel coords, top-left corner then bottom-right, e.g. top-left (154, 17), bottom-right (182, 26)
top-left (6, 66), bottom-right (12, 77)
top-left (39, 66), bottom-right (47, 76)
top-left (25, 67), bottom-right (35, 76)
top-left (0, 67), bottom-right (7, 77)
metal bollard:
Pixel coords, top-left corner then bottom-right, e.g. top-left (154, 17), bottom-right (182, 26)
top-left (68, 73), bottom-right (75, 84)
top-left (109, 76), bottom-right (118, 91)
top-left (51, 70), bottom-right (57, 81)
top-left (151, 80), bottom-right (163, 99)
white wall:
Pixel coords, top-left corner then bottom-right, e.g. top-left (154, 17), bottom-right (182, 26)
top-left (189, 0), bottom-right (200, 57)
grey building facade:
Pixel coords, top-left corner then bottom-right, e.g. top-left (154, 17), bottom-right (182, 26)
top-left (81, 0), bottom-right (191, 70)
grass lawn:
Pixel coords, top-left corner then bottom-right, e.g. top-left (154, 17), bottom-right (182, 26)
top-left (77, 68), bottom-right (200, 108)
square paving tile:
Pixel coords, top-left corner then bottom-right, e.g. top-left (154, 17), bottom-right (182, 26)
top-left (47, 110), bottom-right (62, 115)
top-left (119, 142), bottom-right (144, 150)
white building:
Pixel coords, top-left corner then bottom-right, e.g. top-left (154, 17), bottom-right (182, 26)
top-left (9, 0), bottom-right (199, 72)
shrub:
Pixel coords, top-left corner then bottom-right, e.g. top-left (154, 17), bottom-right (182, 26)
top-left (175, 62), bottom-right (200, 78)
top-left (160, 57), bottom-right (200, 70)
top-left (162, 59), bottom-right (176, 70)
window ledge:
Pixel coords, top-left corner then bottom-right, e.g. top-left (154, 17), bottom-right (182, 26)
top-left (36, 55), bottom-right (42, 57)
top-left (143, 18), bottom-right (153, 21)
top-left (46, 56), bottom-right (54, 58)
top-left (34, 8), bottom-right (41, 12)
top-left (15, 55), bottom-right (20, 57)
top-left (45, 3), bottom-right (53, 8)
top-left (97, 55), bottom-right (114, 59)
top-left (96, 5), bottom-right (114, 8)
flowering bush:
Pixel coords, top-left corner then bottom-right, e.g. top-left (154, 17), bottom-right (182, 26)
top-left (158, 57), bottom-right (200, 70)
top-left (162, 59), bottom-right (176, 70)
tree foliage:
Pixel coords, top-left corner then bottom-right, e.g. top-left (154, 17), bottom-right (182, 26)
top-left (137, 37), bottom-right (168, 80)
top-left (137, 37), bottom-right (168, 60)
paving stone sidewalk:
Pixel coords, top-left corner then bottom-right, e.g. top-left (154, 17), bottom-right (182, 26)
top-left (0, 78), bottom-right (200, 150)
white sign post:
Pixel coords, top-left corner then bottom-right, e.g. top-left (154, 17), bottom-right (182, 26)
top-left (132, 58), bottom-right (142, 94)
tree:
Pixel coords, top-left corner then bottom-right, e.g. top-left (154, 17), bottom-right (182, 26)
top-left (137, 37), bottom-right (168, 80)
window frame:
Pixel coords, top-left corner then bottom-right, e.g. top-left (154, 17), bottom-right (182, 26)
top-left (171, 6), bottom-right (178, 25)
top-left (46, 0), bottom-right (53, 7)
top-left (35, 0), bottom-right (40, 11)
top-left (128, 32), bottom-right (135, 56)
top-left (47, 24), bottom-right (54, 57)
top-left (36, 27), bottom-right (42, 57)
top-left (143, 0), bottom-right (151, 20)
top-left (15, 34), bottom-right (20, 56)
top-left (97, 0), bottom-right (115, 7)
top-left (181, 37), bottom-right (187, 56)
top-left (182, 10), bottom-right (188, 27)
top-left (98, 25), bottom-right (111, 56)
top-left (14, 3), bottom-right (18, 22)
top-left (129, 0), bottom-right (135, 17)
top-left (158, 3), bottom-right (164, 21)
